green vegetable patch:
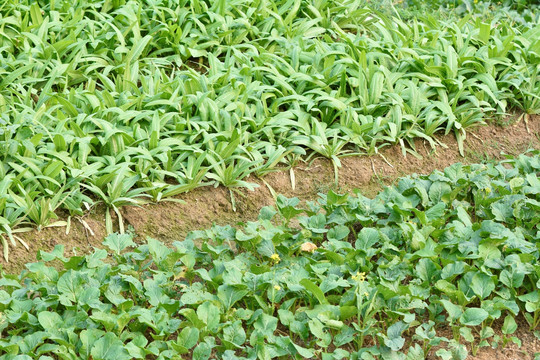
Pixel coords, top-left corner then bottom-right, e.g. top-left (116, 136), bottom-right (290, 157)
top-left (1, 0), bottom-right (540, 261)
top-left (1, 151), bottom-right (539, 359)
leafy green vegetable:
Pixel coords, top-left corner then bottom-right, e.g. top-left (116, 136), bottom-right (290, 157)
top-left (0, 0), bottom-right (539, 261)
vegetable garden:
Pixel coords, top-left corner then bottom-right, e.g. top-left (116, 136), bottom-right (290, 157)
top-left (2, 152), bottom-right (540, 359)
top-left (0, 0), bottom-right (539, 359)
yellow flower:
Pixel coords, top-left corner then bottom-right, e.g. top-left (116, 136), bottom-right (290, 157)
top-left (364, 292), bottom-right (369, 297)
top-left (270, 253), bottom-right (281, 264)
top-left (485, 187), bottom-right (491, 193)
top-left (274, 285), bottom-right (281, 291)
top-left (352, 271), bottom-right (366, 282)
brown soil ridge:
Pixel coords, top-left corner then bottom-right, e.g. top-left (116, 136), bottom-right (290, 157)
top-left (2, 115), bottom-right (539, 274)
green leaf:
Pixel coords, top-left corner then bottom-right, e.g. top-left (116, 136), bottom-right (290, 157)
top-left (407, 344), bottom-right (425, 360)
top-left (305, 214), bottom-right (328, 233)
top-left (79, 287), bottom-right (102, 308)
top-left (470, 272), bottom-right (495, 300)
top-left (441, 262), bottom-right (466, 280)
top-left (477, 22), bottom-right (491, 44)
top-left (502, 315), bottom-right (517, 335)
top-left (384, 321), bottom-right (407, 351)
top-left (428, 182), bottom-right (452, 203)
top-left (425, 202), bottom-right (446, 222)
top-left (103, 233), bottom-right (135, 255)
top-left (29, 3), bottom-right (43, 25)
top-left (355, 228), bottom-right (380, 250)
top-left (308, 318), bottom-right (331, 345)
top-left (291, 342), bottom-right (316, 358)
top-left (300, 279), bottom-right (328, 305)
top-left (80, 329), bottom-right (106, 358)
top-left (90, 312), bottom-right (118, 332)
top-left (440, 300), bottom-right (463, 322)
top-left (38, 245), bottom-right (67, 262)
top-left (175, 327), bottom-right (199, 352)
top-left (460, 326), bottom-right (474, 342)
top-left (147, 237), bottom-right (173, 264)
top-left (460, 308), bottom-right (489, 326)
top-left (256, 239), bottom-right (276, 258)
top-left (253, 313), bottom-right (278, 336)
top-left (56, 270), bottom-right (84, 305)
top-left (223, 320), bottom-right (246, 347)
top-left (38, 311), bottom-right (62, 331)
top-left (327, 225), bottom-right (350, 241)
top-left (91, 333), bottom-right (130, 360)
top-left (193, 342), bottom-right (213, 360)
top-left (436, 341), bottom-right (468, 360)
top-left (217, 284), bottom-right (249, 310)
top-left (125, 35), bottom-right (152, 64)
top-left (197, 301), bottom-right (221, 333)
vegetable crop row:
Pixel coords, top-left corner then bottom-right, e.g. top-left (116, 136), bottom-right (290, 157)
top-left (1, 151), bottom-right (539, 359)
top-left (0, 0), bottom-right (539, 259)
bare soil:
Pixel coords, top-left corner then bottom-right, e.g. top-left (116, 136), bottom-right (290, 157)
top-left (1, 115), bottom-right (539, 359)
top-left (428, 314), bottom-right (540, 359)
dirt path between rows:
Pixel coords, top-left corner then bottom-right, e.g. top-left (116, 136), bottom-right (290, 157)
top-left (3, 115), bottom-right (539, 274)
top-left (1, 115), bottom-right (540, 359)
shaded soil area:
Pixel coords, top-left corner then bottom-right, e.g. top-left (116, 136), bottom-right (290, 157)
top-left (1, 115), bottom-right (539, 359)
top-left (429, 314), bottom-right (540, 359)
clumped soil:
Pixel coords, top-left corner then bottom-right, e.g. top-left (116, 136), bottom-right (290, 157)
top-left (1, 115), bottom-right (539, 359)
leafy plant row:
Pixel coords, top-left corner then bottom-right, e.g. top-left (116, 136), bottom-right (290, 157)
top-left (1, 151), bottom-right (539, 359)
top-left (1, 0), bottom-right (540, 260)
top-left (402, 0), bottom-right (539, 26)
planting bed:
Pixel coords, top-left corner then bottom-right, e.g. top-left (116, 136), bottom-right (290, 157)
top-left (2, 150), bottom-right (540, 359)
top-left (1, 115), bottom-right (539, 274)
top-left (1, 0), bottom-right (540, 359)
top-left (1, 0), bottom-right (539, 255)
